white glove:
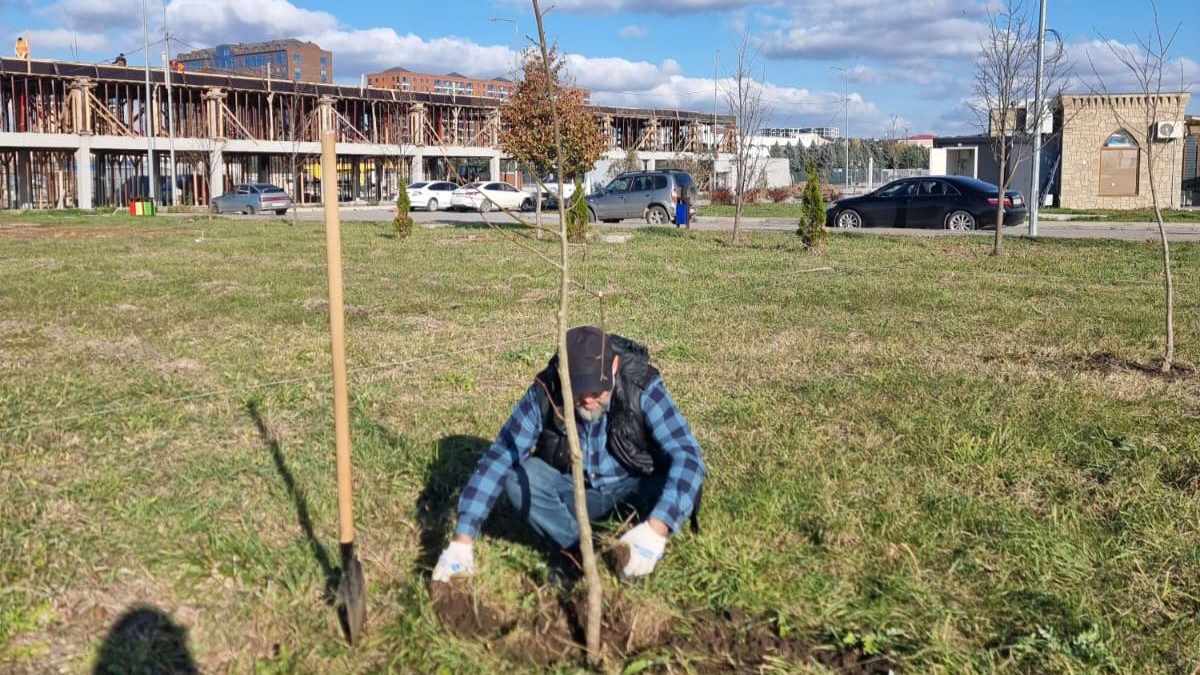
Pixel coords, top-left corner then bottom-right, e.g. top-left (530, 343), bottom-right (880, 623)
top-left (432, 541), bottom-right (475, 582)
top-left (617, 522), bottom-right (668, 578)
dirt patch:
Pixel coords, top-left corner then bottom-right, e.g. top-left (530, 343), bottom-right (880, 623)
top-left (431, 578), bottom-right (898, 671)
top-left (301, 298), bottom-right (370, 319)
top-left (159, 358), bottom-right (206, 377)
top-left (430, 578), bottom-right (513, 640)
top-left (0, 224), bottom-right (175, 240)
top-left (0, 320), bottom-right (37, 336)
top-left (1079, 351), bottom-right (1195, 381)
top-left (198, 280), bottom-right (241, 297)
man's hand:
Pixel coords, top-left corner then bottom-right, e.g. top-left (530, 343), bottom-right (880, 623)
top-left (617, 521), bottom-right (668, 578)
top-left (432, 540), bottom-right (475, 582)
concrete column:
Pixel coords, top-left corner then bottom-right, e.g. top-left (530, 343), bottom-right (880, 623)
top-left (411, 151), bottom-right (425, 182)
top-left (489, 154), bottom-right (501, 181)
top-left (75, 137), bottom-right (93, 209)
top-left (68, 78), bottom-right (95, 135)
top-left (410, 103), bottom-right (426, 145)
top-left (318, 96), bottom-right (337, 134)
top-left (203, 88), bottom-right (227, 139)
top-left (209, 142), bottom-right (225, 199)
top-left (646, 157), bottom-right (657, 171)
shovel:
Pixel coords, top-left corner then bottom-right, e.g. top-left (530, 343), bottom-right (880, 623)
top-left (320, 126), bottom-right (366, 644)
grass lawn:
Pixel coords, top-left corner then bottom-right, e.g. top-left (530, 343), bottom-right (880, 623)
top-left (1041, 207), bottom-right (1200, 223)
top-left (2, 212), bottom-right (1200, 673)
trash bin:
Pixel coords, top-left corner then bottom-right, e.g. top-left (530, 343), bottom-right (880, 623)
top-left (675, 200), bottom-right (689, 228)
top-left (129, 199), bottom-right (156, 216)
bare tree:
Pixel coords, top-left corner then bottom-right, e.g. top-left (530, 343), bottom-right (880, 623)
top-left (1089, 0), bottom-right (1190, 372)
top-left (972, 0), bottom-right (1070, 255)
top-left (725, 32), bottom-right (769, 244)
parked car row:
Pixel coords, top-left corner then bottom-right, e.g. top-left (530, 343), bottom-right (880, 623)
top-left (826, 176), bottom-right (1027, 231)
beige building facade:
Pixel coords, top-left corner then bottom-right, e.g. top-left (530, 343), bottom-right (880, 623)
top-left (1058, 93), bottom-right (1191, 210)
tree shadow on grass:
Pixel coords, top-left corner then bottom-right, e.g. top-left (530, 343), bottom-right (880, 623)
top-left (93, 605), bottom-right (197, 675)
top-left (246, 401), bottom-right (340, 606)
top-left (413, 433), bottom-right (546, 581)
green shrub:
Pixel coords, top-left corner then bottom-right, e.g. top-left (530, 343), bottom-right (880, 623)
top-left (797, 161), bottom-right (827, 250)
top-left (393, 186), bottom-right (413, 239)
top-left (567, 179), bottom-right (589, 243)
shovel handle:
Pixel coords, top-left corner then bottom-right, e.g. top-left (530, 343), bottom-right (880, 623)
top-left (321, 130), bottom-right (355, 545)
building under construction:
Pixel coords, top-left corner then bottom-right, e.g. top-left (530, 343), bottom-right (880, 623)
top-left (0, 57), bottom-right (737, 210)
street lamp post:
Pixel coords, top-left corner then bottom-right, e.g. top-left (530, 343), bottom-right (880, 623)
top-left (142, 0), bottom-right (157, 204)
top-left (1028, 0), bottom-right (1049, 237)
top-left (831, 66), bottom-right (850, 193)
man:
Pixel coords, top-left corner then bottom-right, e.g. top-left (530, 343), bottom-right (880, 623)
top-left (433, 325), bottom-right (705, 582)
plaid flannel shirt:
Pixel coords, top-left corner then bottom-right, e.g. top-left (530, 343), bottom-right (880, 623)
top-left (454, 375), bottom-right (706, 539)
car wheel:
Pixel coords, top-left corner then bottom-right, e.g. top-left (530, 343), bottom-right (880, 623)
top-left (210, 202), bottom-right (220, 214)
top-left (427, 198), bottom-right (438, 211)
top-left (480, 200), bottom-right (493, 213)
top-left (242, 205), bottom-right (254, 215)
top-left (945, 210), bottom-right (976, 231)
top-left (646, 205), bottom-right (669, 225)
top-left (836, 209), bottom-right (863, 229)
top-left (521, 198), bottom-right (534, 212)
top-left (275, 209), bottom-right (287, 216)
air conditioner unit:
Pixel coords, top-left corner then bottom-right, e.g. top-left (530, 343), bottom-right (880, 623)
top-left (1156, 120), bottom-right (1184, 140)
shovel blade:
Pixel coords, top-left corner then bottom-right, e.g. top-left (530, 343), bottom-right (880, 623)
top-left (337, 542), bottom-right (367, 645)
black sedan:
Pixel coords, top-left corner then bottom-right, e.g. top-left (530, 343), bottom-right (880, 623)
top-left (826, 176), bottom-right (1027, 231)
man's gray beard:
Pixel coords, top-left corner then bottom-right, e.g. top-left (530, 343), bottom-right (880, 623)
top-left (576, 401), bottom-right (610, 422)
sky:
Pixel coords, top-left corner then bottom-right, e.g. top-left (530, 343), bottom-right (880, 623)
top-left (2, 0), bottom-right (1197, 136)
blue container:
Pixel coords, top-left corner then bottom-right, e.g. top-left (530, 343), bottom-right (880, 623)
top-left (675, 201), bottom-right (689, 227)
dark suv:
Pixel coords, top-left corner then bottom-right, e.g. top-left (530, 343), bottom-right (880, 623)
top-left (586, 170), bottom-right (695, 224)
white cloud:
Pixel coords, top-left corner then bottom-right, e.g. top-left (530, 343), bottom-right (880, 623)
top-left (757, 0), bottom-right (989, 61)
top-left (17, 28), bottom-right (108, 52)
top-left (1068, 39), bottom-right (1199, 97)
top-left (502, 0), bottom-right (765, 13)
top-left (619, 24), bottom-right (648, 39)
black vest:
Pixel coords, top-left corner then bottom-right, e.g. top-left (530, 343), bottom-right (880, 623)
top-left (532, 334), bottom-right (662, 476)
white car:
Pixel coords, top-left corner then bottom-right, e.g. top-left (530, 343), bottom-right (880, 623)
top-left (451, 181), bottom-right (532, 212)
top-left (522, 174), bottom-right (578, 207)
top-left (406, 181), bottom-right (456, 211)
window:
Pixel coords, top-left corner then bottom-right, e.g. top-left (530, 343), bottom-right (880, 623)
top-left (1100, 130), bottom-right (1139, 196)
top-left (294, 68), bottom-right (302, 80)
top-left (877, 181), bottom-right (910, 198)
top-left (607, 178), bottom-right (631, 193)
top-left (632, 176), bottom-right (655, 192)
top-left (919, 180), bottom-right (946, 196)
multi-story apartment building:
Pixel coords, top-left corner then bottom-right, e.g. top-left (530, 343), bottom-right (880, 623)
top-left (176, 40), bottom-right (333, 84)
top-left (367, 67), bottom-right (514, 99)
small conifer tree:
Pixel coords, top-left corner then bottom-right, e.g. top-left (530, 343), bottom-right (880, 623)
top-left (797, 161), bottom-right (827, 250)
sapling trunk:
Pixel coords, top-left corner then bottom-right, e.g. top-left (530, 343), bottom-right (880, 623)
top-left (530, 0), bottom-right (603, 664)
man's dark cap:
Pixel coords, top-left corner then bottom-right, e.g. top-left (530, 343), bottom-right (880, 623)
top-left (564, 325), bottom-right (615, 398)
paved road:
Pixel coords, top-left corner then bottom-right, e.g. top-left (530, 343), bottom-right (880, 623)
top-left (221, 207), bottom-right (1200, 242)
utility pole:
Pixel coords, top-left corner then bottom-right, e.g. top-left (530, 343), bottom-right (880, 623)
top-left (162, 1), bottom-right (178, 206)
top-left (1027, 0), bottom-right (1049, 237)
top-left (142, 0), bottom-right (157, 204)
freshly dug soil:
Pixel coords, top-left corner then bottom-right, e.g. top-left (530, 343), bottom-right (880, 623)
top-left (430, 579), bottom-right (898, 672)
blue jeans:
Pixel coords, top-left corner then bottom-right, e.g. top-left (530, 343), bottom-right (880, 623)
top-left (503, 457), bottom-right (661, 549)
